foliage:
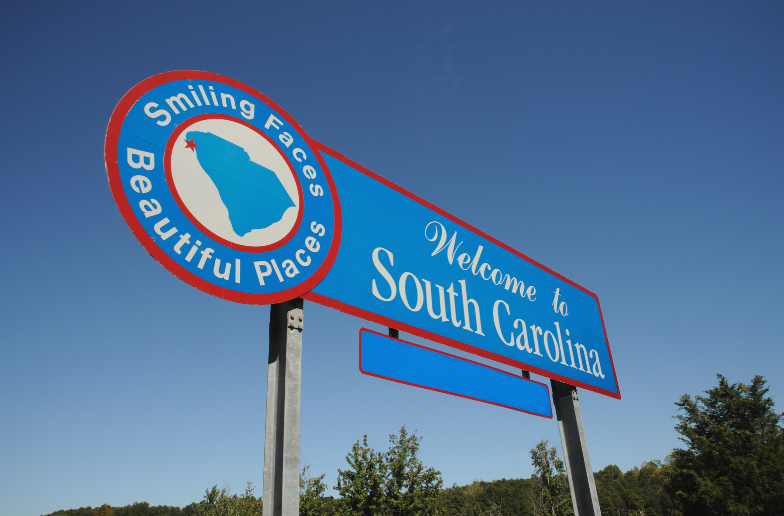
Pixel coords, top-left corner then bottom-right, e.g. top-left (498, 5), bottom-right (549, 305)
top-left (114, 502), bottom-right (200, 516)
top-left (181, 503), bottom-right (201, 516)
top-left (438, 478), bottom-right (535, 516)
top-left (301, 465), bottom-right (330, 516)
top-left (665, 374), bottom-right (784, 516)
top-left (335, 426), bottom-right (443, 516)
top-left (529, 440), bottom-right (571, 516)
top-left (384, 426), bottom-right (443, 516)
top-left (94, 505), bottom-right (113, 516)
top-left (594, 461), bottom-right (670, 516)
top-left (198, 481), bottom-right (262, 516)
top-left (45, 503), bottom-right (200, 516)
top-left (335, 435), bottom-right (387, 516)
top-left (45, 509), bottom-right (97, 516)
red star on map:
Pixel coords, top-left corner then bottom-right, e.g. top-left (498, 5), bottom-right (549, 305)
top-left (184, 138), bottom-right (198, 151)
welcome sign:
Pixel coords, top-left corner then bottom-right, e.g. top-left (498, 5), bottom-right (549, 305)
top-left (306, 150), bottom-right (619, 398)
top-left (106, 71), bottom-right (620, 399)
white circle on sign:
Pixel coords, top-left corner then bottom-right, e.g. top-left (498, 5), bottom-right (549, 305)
top-left (169, 117), bottom-right (300, 247)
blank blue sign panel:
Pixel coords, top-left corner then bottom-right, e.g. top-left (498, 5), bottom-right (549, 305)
top-left (359, 329), bottom-right (552, 418)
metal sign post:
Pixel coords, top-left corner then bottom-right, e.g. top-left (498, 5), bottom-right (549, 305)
top-left (551, 379), bottom-right (602, 515)
top-left (263, 299), bottom-right (304, 516)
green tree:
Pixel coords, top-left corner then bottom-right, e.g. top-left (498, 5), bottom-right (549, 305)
top-left (45, 503), bottom-right (201, 516)
top-left (335, 427), bottom-right (443, 516)
top-left (45, 508), bottom-right (97, 516)
top-left (300, 464), bottom-right (329, 516)
top-left (182, 503), bottom-right (202, 516)
top-left (594, 461), bottom-right (670, 516)
top-left (438, 478), bottom-right (536, 516)
top-left (94, 505), bottom-right (114, 516)
top-left (335, 435), bottom-right (387, 516)
top-left (113, 502), bottom-right (192, 516)
top-left (666, 374), bottom-right (784, 515)
top-left (529, 440), bottom-right (571, 516)
top-left (384, 426), bottom-right (443, 516)
top-left (199, 481), bottom-right (262, 516)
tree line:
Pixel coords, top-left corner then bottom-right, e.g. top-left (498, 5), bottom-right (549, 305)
top-left (44, 374), bottom-right (783, 516)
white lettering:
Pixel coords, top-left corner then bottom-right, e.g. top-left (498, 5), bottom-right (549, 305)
top-left (457, 253), bottom-right (471, 270)
top-left (425, 221), bottom-right (463, 264)
top-left (221, 93), bottom-right (236, 109)
top-left (446, 283), bottom-right (461, 327)
top-left (552, 288), bottom-right (568, 316)
top-left (282, 259), bottom-right (299, 278)
top-left (493, 299), bottom-right (514, 346)
top-left (590, 349), bottom-right (605, 378)
top-left (173, 233), bottom-right (191, 254)
top-left (279, 132), bottom-right (293, 147)
top-left (254, 261), bottom-right (272, 285)
top-left (422, 279), bottom-right (448, 322)
top-left (139, 199), bottom-right (161, 218)
top-left (424, 221), bottom-right (536, 302)
top-left (165, 93), bottom-right (194, 114)
top-left (574, 342), bottom-right (590, 372)
top-left (153, 218), bottom-right (177, 240)
top-left (213, 258), bottom-right (231, 280)
top-left (459, 279), bottom-right (484, 335)
top-left (555, 321), bottom-right (568, 366)
top-left (130, 175), bottom-right (152, 194)
top-left (144, 102), bottom-right (171, 126)
top-left (305, 236), bottom-right (320, 253)
top-left (197, 248), bottom-right (214, 269)
top-left (187, 86), bottom-right (202, 107)
top-left (530, 324), bottom-right (544, 356)
top-left (270, 259), bottom-right (284, 282)
top-left (310, 221), bottom-right (325, 237)
top-left (265, 114), bottom-right (283, 130)
top-left (295, 249), bottom-right (311, 267)
top-left (240, 100), bottom-right (255, 119)
top-left (514, 319), bottom-right (532, 353)
top-left (399, 272), bottom-right (424, 312)
top-left (371, 248), bottom-right (396, 302)
top-left (544, 329), bottom-right (560, 362)
top-left (198, 85), bottom-right (210, 105)
top-left (127, 148), bottom-right (154, 170)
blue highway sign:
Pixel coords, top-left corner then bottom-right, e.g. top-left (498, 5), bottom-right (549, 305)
top-left (307, 149), bottom-right (620, 399)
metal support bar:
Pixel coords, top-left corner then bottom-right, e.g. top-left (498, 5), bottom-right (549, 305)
top-left (263, 299), bottom-right (304, 516)
top-left (551, 379), bottom-right (602, 516)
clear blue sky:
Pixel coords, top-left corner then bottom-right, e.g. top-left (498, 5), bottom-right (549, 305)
top-left (2, 2), bottom-right (783, 515)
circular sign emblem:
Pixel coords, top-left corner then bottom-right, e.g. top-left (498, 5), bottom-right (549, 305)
top-left (105, 71), bottom-right (341, 304)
